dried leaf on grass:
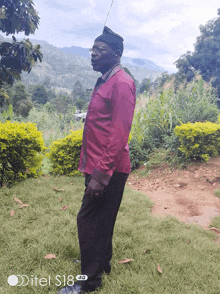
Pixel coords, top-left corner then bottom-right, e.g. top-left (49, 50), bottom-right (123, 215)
top-left (10, 210), bottom-right (15, 216)
top-left (14, 197), bottom-right (23, 205)
top-left (118, 259), bottom-right (134, 263)
top-left (61, 206), bottom-right (68, 210)
top-left (209, 227), bottom-right (220, 234)
top-left (44, 254), bottom-right (57, 259)
top-left (53, 187), bottom-right (65, 192)
top-left (19, 204), bottom-right (29, 209)
top-left (157, 264), bottom-right (162, 273)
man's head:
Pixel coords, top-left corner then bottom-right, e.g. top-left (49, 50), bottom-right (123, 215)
top-left (90, 26), bottom-right (124, 74)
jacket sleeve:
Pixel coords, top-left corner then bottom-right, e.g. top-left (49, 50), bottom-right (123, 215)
top-left (91, 81), bottom-right (136, 186)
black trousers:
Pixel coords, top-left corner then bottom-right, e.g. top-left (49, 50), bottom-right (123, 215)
top-left (77, 171), bottom-right (129, 292)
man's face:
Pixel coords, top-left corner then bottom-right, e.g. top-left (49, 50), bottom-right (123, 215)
top-left (90, 41), bottom-right (116, 73)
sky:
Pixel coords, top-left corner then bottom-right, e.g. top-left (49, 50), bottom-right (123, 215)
top-left (2, 0), bottom-right (220, 73)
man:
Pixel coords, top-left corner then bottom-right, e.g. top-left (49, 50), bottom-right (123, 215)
top-left (57, 26), bottom-right (136, 294)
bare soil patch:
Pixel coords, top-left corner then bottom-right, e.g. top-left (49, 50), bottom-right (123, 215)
top-left (126, 156), bottom-right (220, 228)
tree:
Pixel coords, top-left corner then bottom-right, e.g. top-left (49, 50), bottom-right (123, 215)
top-left (11, 82), bottom-right (32, 117)
top-left (51, 92), bottom-right (73, 118)
top-left (0, 0), bottom-right (43, 96)
top-left (72, 80), bottom-right (87, 112)
top-left (72, 80), bottom-right (84, 101)
top-left (139, 78), bottom-right (151, 94)
top-left (174, 9), bottom-right (220, 97)
top-left (32, 85), bottom-right (48, 104)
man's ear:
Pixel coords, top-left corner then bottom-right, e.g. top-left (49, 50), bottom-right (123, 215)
top-left (114, 49), bottom-right (121, 57)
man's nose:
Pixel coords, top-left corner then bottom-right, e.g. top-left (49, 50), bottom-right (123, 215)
top-left (91, 51), bottom-right (97, 58)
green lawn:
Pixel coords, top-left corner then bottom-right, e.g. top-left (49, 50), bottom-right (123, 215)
top-left (1, 174), bottom-right (220, 294)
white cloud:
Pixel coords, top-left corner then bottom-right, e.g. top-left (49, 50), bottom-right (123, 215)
top-left (2, 0), bottom-right (220, 72)
top-left (129, 0), bottom-right (157, 15)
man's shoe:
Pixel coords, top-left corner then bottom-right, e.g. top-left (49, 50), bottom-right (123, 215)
top-left (57, 281), bottom-right (83, 294)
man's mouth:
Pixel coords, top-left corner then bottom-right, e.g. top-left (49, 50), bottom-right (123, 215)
top-left (91, 59), bottom-right (98, 65)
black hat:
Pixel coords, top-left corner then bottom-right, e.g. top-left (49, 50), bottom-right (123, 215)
top-left (95, 26), bottom-right (124, 56)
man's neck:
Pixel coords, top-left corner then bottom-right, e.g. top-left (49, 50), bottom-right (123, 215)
top-left (100, 61), bottom-right (120, 75)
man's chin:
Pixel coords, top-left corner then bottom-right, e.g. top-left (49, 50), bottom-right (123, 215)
top-left (92, 64), bottom-right (100, 71)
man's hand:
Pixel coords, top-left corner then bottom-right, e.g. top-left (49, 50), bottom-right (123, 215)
top-left (85, 178), bottom-right (106, 199)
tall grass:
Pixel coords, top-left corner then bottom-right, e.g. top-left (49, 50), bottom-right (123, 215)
top-left (130, 76), bottom-right (219, 156)
top-left (24, 107), bottom-right (84, 148)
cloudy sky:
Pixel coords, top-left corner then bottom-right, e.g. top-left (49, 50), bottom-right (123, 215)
top-left (2, 0), bottom-right (220, 73)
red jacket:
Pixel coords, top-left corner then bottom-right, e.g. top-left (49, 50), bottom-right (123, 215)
top-left (78, 64), bottom-right (136, 186)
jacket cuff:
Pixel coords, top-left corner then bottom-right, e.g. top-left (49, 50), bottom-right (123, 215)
top-left (91, 167), bottom-right (112, 186)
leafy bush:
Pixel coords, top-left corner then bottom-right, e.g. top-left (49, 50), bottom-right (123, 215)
top-left (47, 129), bottom-right (83, 176)
top-left (130, 89), bottom-right (179, 152)
top-left (0, 121), bottom-right (46, 186)
top-left (174, 77), bottom-right (219, 124)
top-left (174, 121), bottom-right (220, 162)
top-left (47, 127), bottom-right (140, 175)
top-left (130, 76), bottom-right (219, 158)
top-left (128, 136), bottom-right (149, 170)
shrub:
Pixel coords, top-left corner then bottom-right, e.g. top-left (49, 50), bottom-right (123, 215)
top-left (47, 129), bottom-right (83, 176)
top-left (129, 136), bottom-right (149, 170)
top-left (47, 128), bottom-right (139, 176)
top-left (174, 77), bottom-right (219, 124)
top-left (174, 121), bottom-right (220, 162)
top-left (0, 121), bottom-right (46, 186)
top-left (131, 76), bottom-right (219, 154)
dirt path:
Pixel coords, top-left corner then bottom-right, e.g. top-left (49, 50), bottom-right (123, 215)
top-left (126, 157), bottom-right (220, 228)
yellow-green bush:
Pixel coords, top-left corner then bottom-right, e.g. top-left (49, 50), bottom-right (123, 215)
top-left (0, 121), bottom-right (46, 186)
top-left (174, 121), bottom-right (220, 162)
top-left (47, 129), bottom-right (133, 176)
top-left (47, 129), bottom-right (83, 176)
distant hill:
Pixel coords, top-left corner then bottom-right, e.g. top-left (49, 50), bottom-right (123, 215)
top-left (59, 45), bottom-right (165, 82)
top-left (59, 45), bottom-right (165, 72)
top-left (0, 35), bottom-right (164, 91)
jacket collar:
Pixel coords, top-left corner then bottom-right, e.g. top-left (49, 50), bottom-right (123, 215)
top-left (100, 63), bottom-right (122, 83)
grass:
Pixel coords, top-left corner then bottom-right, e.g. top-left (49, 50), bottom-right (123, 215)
top-left (214, 189), bottom-right (220, 198)
top-left (1, 174), bottom-right (220, 294)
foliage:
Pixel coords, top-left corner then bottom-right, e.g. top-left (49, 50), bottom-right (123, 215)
top-left (130, 89), bottom-right (178, 153)
top-left (0, 103), bottom-right (13, 122)
top-left (51, 92), bottom-right (73, 118)
top-left (0, 0), bottom-right (40, 36)
top-left (47, 127), bottom-right (135, 175)
top-left (174, 9), bottom-right (220, 97)
top-left (47, 129), bottom-right (83, 176)
top-left (31, 84), bottom-right (48, 104)
top-left (128, 136), bottom-right (149, 170)
top-left (0, 121), bottom-right (46, 186)
top-left (72, 80), bottom-right (88, 112)
top-left (130, 76), bottom-right (219, 160)
top-left (152, 72), bottom-right (174, 91)
top-left (10, 82), bottom-right (32, 117)
top-left (174, 121), bottom-right (220, 162)
top-left (0, 0), bottom-right (43, 102)
top-left (174, 76), bottom-right (219, 123)
top-left (139, 78), bottom-right (151, 94)
top-left (0, 35), bottom-right (43, 89)
top-left (0, 84), bottom-right (10, 107)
